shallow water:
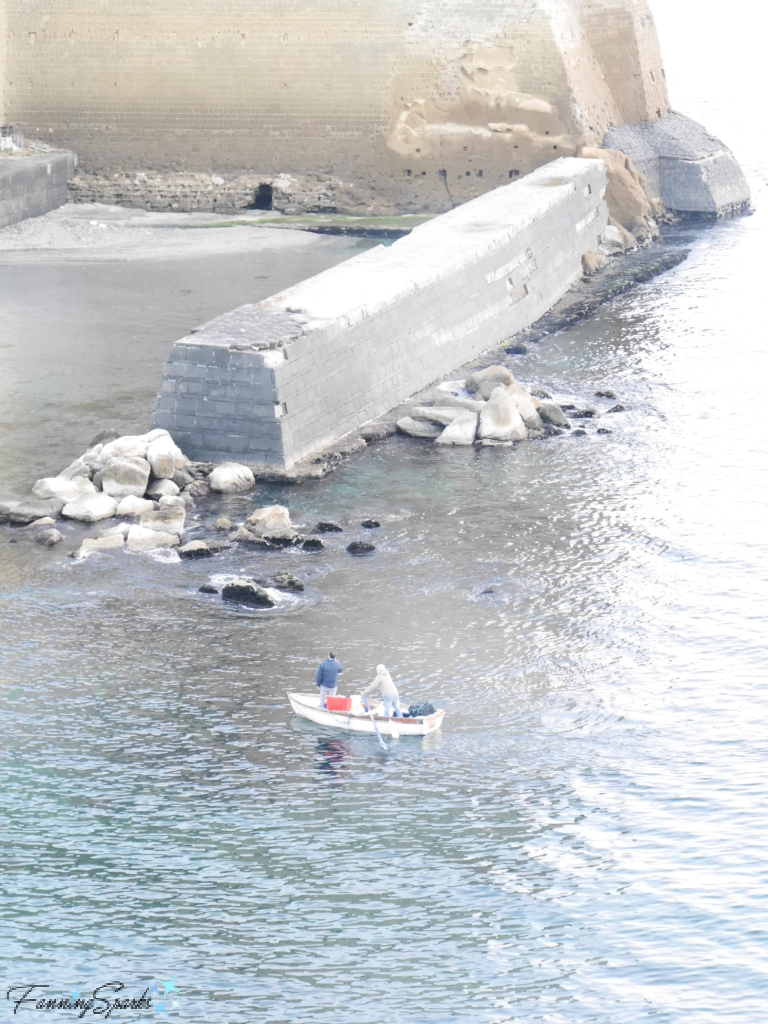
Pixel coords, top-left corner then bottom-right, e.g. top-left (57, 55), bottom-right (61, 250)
top-left (3, 46), bottom-right (768, 1024)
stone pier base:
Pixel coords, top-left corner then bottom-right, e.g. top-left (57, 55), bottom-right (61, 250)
top-left (0, 150), bottom-right (76, 230)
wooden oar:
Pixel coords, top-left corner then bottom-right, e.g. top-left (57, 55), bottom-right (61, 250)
top-left (363, 699), bottom-right (388, 751)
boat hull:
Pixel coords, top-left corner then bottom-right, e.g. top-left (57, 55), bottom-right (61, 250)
top-left (288, 692), bottom-right (444, 736)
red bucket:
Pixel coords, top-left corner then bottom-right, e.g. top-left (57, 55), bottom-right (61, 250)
top-left (326, 696), bottom-right (352, 712)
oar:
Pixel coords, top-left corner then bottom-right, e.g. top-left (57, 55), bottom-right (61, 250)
top-left (364, 699), bottom-right (388, 751)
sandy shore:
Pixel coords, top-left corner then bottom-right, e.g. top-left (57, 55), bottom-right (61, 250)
top-left (0, 203), bottom-right (325, 263)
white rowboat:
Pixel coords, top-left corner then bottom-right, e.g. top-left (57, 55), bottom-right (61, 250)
top-left (288, 692), bottom-right (444, 736)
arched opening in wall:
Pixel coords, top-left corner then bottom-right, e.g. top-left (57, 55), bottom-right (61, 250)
top-left (249, 183), bottom-right (273, 210)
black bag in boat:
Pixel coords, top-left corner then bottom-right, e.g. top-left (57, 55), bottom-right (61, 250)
top-left (408, 702), bottom-right (436, 718)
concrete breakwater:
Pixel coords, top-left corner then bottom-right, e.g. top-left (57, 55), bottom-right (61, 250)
top-left (153, 157), bottom-right (608, 469)
top-left (0, 149), bottom-right (75, 230)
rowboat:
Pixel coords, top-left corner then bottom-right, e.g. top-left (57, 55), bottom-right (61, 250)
top-left (287, 692), bottom-right (445, 736)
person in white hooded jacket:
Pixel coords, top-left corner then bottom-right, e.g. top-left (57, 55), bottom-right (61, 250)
top-left (361, 665), bottom-right (402, 718)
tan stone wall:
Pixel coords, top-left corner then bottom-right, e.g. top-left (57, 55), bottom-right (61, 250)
top-left (2, 0), bottom-right (670, 212)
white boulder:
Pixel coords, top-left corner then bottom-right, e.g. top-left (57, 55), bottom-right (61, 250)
top-left (208, 462), bottom-right (255, 493)
top-left (100, 435), bottom-right (150, 462)
top-left (101, 456), bottom-right (152, 499)
top-left (244, 504), bottom-right (296, 542)
top-left (466, 365), bottom-right (515, 395)
top-left (408, 406), bottom-right (469, 427)
top-left (433, 395), bottom-right (486, 413)
top-left (62, 492), bottom-right (118, 523)
top-left (75, 534), bottom-right (125, 558)
top-left (58, 456), bottom-right (94, 481)
top-left (139, 506), bottom-right (186, 537)
top-left (126, 525), bottom-right (180, 552)
top-left (435, 412), bottom-right (478, 446)
top-left (33, 475), bottom-right (97, 503)
top-left (478, 387), bottom-right (527, 442)
top-left (100, 522), bottom-right (131, 539)
top-left (146, 477), bottom-right (180, 499)
top-left (146, 434), bottom-right (186, 479)
top-left (158, 495), bottom-right (187, 510)
top-left (116, 495), bottom-right (155, 517)
top-left (396, 417), bottom-right (442, 438)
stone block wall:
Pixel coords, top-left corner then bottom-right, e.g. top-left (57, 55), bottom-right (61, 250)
top-left (0, 149), bottom-right (75, 229)
top-left (153, 158), bottom-right (608, 467)
top-left (605, 112), bottom-right (751, 215)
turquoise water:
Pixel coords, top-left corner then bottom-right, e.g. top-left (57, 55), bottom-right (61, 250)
top-left (2, 206), bottom-right (767, 1022)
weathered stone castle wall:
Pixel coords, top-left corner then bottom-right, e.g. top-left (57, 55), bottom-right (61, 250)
top-left (2, 0), bottom-right (666, 213)
top-left (153, 158), bottom-right (608, 467)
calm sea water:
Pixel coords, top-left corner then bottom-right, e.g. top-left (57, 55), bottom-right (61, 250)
top-left (2, 56), bottom-right (768, 1024)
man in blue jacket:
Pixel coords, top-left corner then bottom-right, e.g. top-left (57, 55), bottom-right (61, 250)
top-left (316, 651), bottom-right (343, 708)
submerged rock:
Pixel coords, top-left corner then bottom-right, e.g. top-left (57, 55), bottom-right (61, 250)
top-left (435, 411), bottom-right (478, 446)
top-left (315, 521), bottom-right (343, 533)
top-left (347, 541), bottom-right (375, 555)
top-left (221, 578), bottom-right (276, 608)
top-left (595, 390), bottom-right (617, 400)
top-left (208, 462), bottom-right (255, 493)
top-left (214, 517), bottom-right (232, 531)
top-left (23, 517), bottom-right (57, 530)
top-left (478, 388), bottom-right (527, 442)
top-left (6, 498), bottom-right (65, 524)
top-left (75, 533), bottom-right (125, 558)
top-left (62, 493), bottom-right (117, 523)
top-left (265, 572), bottom-right (304, 593)
top-left (302, 537), bottom-right (324, 551)
top-left (597, 427), bottom-right (613, 435)
top-left (361, 520), bottom-right (380, 529)
top-left (571, 409), bottom-right (598, 419)
top-left (179, 540), bottom-right (213, 559)
top-left (89, 429), bottom-right (121, 447)
top-left (199, 583), bottom-right (219, 594)
top-left (126, 525), bottom-right (180, 552)
top-left (397, 416), bottom-right (442, 439)
top-left (606, 404), bottom-right (626, 414)
top-left (572, 428), bottom-right (587, 437)
top-left (36, 528), bottom-right (63, 547)
top-left (139, 506), bottom-right (186, 537)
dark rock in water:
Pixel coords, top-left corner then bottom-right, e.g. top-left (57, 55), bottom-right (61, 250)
top-left (221, 578), bottom-right (275, 608)
top-left (264, 572), bottom-right (305, 593)
top-left (572, 428), bottom-right (587, 436)
top-left (7, 498), bottom-right (65, 524)
top-left (606, 404), bottom-right (626, 414)
top-left (538, 401), bottom-right (571, 428)
top-left (315, 521), bottom-right (343, 533)
top-left (571, 409), bottom-right (597, 419)
top-left (481, 587), bottom-right (495, 595)
top-left (89, 428), bottom-right (121, 447)
top-left (560, 404), bottom-right (576, 411)
top-left (302, 537), bottom-right (324, 551)
top-left (597, 427), bottom-right (613, 435)
top-left (531, 389), bottom-right (552, 400)
top-left (36, 528), bottom-right (63, 547)
top-left (179, 540), bottom-right (213, 559)
top-left (595, 390), bottom-right (617, 400)
top-left (347, 541), bottom-right (375, 556)
top-left (504, 343), bottom-right (528, 355)
top-left (543, 425), bottom-right (564, 436)
top-left (199, 583), bottom-right (219, 594)
top-left (266, 535), bottom-right (298, 548)
top-left (361, 519), bottom-right (380, 529)
top-left (9, 537), bottom-right (18, 543)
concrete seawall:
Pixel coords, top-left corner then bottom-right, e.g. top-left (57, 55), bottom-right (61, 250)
top-left (0, 150), bottom-right (75, 229)
top-left (153, 157), bottom-right (608, 468)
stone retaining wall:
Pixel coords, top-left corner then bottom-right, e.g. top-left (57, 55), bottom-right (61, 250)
top-left (0, 149), bottom-right (75, 229)
top-left (152, 157), bottom-right (608, 468)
